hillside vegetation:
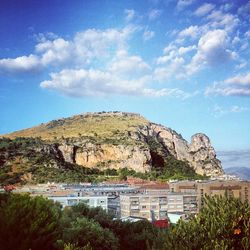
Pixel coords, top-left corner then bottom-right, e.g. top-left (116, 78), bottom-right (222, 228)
top-left (3, 112), bottom-right (148, 141)
top-left (0, 137), bottom-right (205, 185)
top-left (0, 111), bottom-right (214, 185)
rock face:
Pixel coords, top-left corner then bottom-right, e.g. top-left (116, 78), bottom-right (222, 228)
top-left (75, 144), bottom-right (151, 173)
top-left (137, 123), bottom-right (223, 176)
top-left (4, 112), bottom-right (224, 177)
top-left (54, 142), bottom-right (151, 173)
top-left (53, 120), bottom-right (223, 176)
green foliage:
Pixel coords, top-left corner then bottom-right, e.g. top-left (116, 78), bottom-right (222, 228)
top-left (165, 195), bottom-right (250, 250)
top-left (147, 136), bottom-right (206, 180)
top-left (61, 217), bottom-right (119, 250)
top-left (0, 138), bottom-right (120, 185)
top-left (0, 193), bottom-right (62, 250)
top-left (61, 203), bottom-right (166, 250)
top-left (0, 136), bottom-right (207, 185)
top-left (64, 243), bottom-right (92, 250)
top-left (158, 156), bottom-right (207, 180)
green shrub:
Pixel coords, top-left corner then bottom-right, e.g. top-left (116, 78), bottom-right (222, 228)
top-left (165, 195), bottom-right (250, 250)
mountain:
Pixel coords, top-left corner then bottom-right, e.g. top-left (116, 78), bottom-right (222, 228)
top-left (0, 111), bottom-right (223, 185)
top-left (225, 167), bottom-right (250, 180)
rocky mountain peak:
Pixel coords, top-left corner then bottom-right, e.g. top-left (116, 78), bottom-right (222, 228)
top-left (2, 112), bottom-right (224, 178)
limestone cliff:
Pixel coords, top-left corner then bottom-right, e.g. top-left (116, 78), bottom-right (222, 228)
top-left (2, 111), bottom-right (224, 177)
top-left (137, 124), bottom-right (223, 176)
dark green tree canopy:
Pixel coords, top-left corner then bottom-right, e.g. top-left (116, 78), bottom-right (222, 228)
top-left (0, 193), bottom-right (62, 250)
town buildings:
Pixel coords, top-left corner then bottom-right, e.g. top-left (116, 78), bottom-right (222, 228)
top-left (169, 180), bottom-right (250, 209)
top-left (3, 179), bottom-right (250, 224)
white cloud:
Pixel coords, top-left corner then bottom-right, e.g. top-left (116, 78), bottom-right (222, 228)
top-left (194, 3), bottom-right (215, 17)
top-left (40, 68), bottom-right (143, 97)
top-left (36, 38), bottom-right (72, 66)
top-left (157, 44), bottom-right (195, 64)
top-left (40, 68), bottom-right (192, 99)
top-left (143, 88), bottom-right (198, 99)
top-left (206, 10), bottom-right (239, 32)
top-left (178, 45), bottom-right (196, 55)
top-left (245, 31), bottom-right (250, 38)
top-left (212, 104), bottom-right (249, 117)
top-left (238, 1), bottom-right (250, 16)
top-left (154, 57), bottom-right (186, 81)
top-left (124, 9), bottom-right (136, 22)
top-left (109, 50), bottom-right (151, 77)
top-left (0, 54), bottom-right (41, 74)
top-left (231, 105), bottom-right (249, 113)
top-left (0, 26), bottom-right (136, 75)
top-left (143, 29), bottom-right (155, 41)
top-left (187, 29), bottom-right (234, 74)
top-left (220, 3), bottom-right (233, 12)
top-left (178, 25), bottom-right (199, 39)
top-left (148, 9), bottom-right (162, 20)
top-left (177, 0), bottom-right (195, 11)
top-left (224, 72), bottom-right (250, 86)
top-left (155, 42), bottom-right (197, 81)
top-left (206, 72), bottom-right (250, 97)
top-left (235, 61), bottom-right (247, 70)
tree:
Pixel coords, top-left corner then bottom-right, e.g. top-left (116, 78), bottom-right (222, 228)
top-left (62, 203), bottom-right (166, 250)
top-left (0, 193), bottom-right (62, 250)
top-left (165, 195), bottom-right (250, 250)
top-left (61, 215), bottom-right (119, 250)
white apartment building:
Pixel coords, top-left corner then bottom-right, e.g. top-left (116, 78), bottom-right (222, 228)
top-left (48, 195), bottom-right (108, 210)
top-left (120, 194), bottom-right (168, 221)
top-left (167, 193), bottom-right (198, 214)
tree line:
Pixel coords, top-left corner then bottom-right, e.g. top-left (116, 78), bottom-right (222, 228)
top-left (0, 193), bottom-right (249, 250)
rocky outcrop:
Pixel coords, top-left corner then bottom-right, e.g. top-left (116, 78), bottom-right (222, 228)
top-left (4, 112), bottom-right (223, 177)
top-left (138, 124), bottom-right (223, 176)
top-left (189, 134), bottom-right (223, 176)
top-left (56, 142), bottom-right (151, 173)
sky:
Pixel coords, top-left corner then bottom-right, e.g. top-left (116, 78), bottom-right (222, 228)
top-left (0, 0), bottom-right (250, 168)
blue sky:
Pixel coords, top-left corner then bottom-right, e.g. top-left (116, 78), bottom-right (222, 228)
top-left (0, 0), bottom-right (250, 167)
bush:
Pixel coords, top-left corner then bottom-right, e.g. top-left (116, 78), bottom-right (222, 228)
top-left (165, 195), bottom-right (250, 250)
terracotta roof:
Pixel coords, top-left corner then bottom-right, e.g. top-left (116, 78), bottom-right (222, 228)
top-left (152, 219), bottom-right (169, 228)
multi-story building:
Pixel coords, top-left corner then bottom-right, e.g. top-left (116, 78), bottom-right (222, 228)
top-left (48, 195), bottom-right (108, 210)
top-left (140, 183), bottom-right (169, 196)
top-left (120, 194), bottom-right (168, 221)
top-left (62, 184), bottom-right (140, 196)
top-left (167, 193), bottom-right (198, 214)
top-left (169, 180), bottom-right (250, 210)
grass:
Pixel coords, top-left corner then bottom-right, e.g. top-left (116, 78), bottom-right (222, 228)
top-left (2, 112), bottom-right (149, 141)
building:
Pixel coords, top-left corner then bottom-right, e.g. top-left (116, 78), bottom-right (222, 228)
top-left (167, 193), bottom-right (198, 214)
top-left (62, 183), bottom-right (140, 196)
top-left (48, 195), bottom-right (108, 210)
top-left (140, 183), bottom-right (169, 195)
top-left (169, 180), bottom-right (250, 210)
top-left (120, 194), bottom-right (168, 221)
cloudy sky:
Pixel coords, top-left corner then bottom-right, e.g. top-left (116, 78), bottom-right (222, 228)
top-left (0, 0), bottom-right (250, 167)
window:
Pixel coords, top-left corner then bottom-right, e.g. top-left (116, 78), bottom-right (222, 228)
top-left (141, 205), bottom-right (147, 209)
